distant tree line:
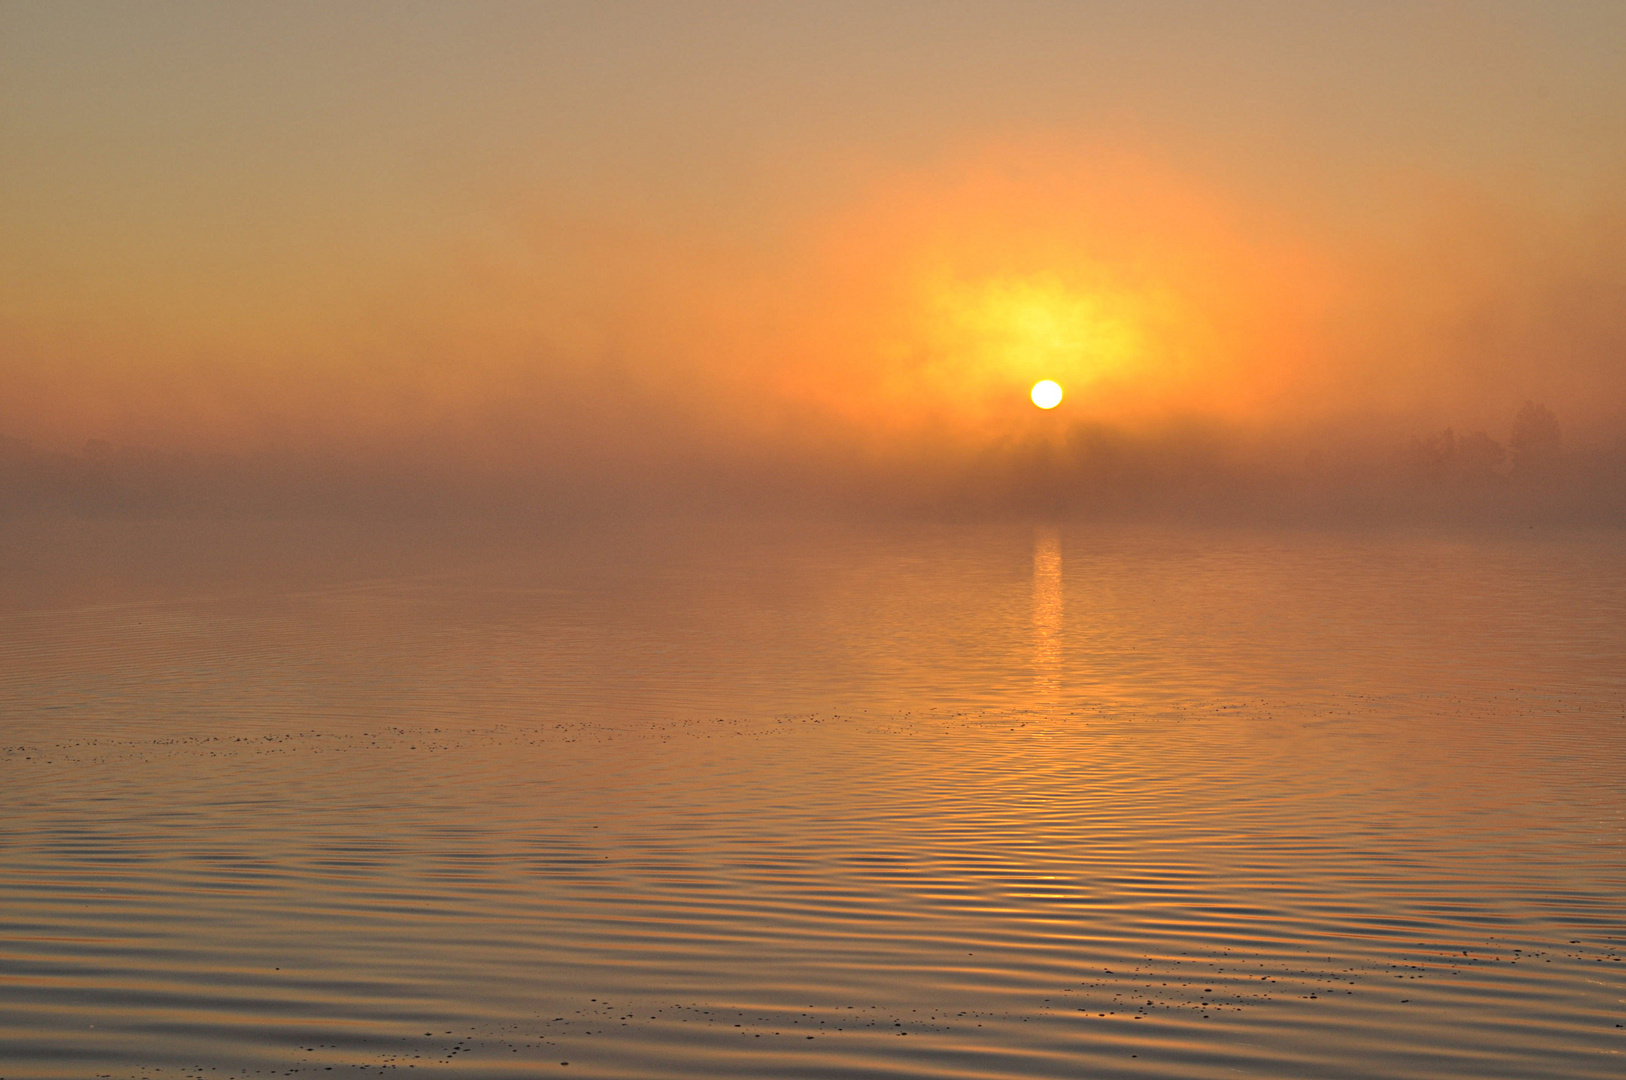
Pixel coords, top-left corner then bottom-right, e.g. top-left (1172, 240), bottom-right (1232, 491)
top-left (0, 399), bottom-right (1621, 522)
top-left (1407, 401), bottom-right (1565, 485)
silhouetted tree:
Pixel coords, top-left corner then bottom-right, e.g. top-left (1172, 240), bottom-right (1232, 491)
top-left (1509, 401), bottom-right (1561, 474)
top-left (1409, 428), bottom-right (1457, 481)
top-left (1456, 430), bottom-right (1507, 482)
top-left (1407, 427), bottom-right (1505, 484)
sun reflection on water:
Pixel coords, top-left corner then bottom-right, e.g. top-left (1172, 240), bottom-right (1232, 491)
top-left (1032, 525), bottom-right (1063, 699)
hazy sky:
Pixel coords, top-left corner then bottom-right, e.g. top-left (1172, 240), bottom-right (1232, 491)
top-left (4, 2), bottom-right (1625, 492)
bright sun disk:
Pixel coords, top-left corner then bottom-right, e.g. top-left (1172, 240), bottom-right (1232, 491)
top-left (1030, 380), bottom-right (1063, 409)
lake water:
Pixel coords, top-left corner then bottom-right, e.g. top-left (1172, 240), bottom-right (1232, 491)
top-left (2, 517), bottom-right (1623, 1078)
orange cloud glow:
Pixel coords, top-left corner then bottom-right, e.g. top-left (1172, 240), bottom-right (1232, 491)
top-left (719, 141), bottom-right (1338, 446)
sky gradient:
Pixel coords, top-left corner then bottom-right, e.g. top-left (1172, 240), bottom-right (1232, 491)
top-left (4, 2), bottom-right (1626, 513)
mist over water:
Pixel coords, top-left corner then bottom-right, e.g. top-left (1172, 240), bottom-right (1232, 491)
top-left (5, 6), bottom-right (1626, 1077)
top-left (4, 397), bottom-right (1623, 524)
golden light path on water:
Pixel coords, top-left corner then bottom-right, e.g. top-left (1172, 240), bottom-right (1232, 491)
top-left (1032, 526), bottom-right (1063, 699)
top-left (0, 518), bottom-right (1623, 1079)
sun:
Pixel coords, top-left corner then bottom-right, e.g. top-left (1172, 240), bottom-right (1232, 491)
top-left (1030, 380), bottom-right (1063, 409)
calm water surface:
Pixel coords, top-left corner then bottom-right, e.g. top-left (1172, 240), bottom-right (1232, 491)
top-left (2, 518), bottom-right (1623, 1078)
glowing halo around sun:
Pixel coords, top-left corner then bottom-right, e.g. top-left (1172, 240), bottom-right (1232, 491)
top-left (1030, 380), bottom-right (1064, 409)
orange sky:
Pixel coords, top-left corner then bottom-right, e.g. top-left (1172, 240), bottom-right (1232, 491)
top-left (4, 2), bottom-right (1626, 494)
